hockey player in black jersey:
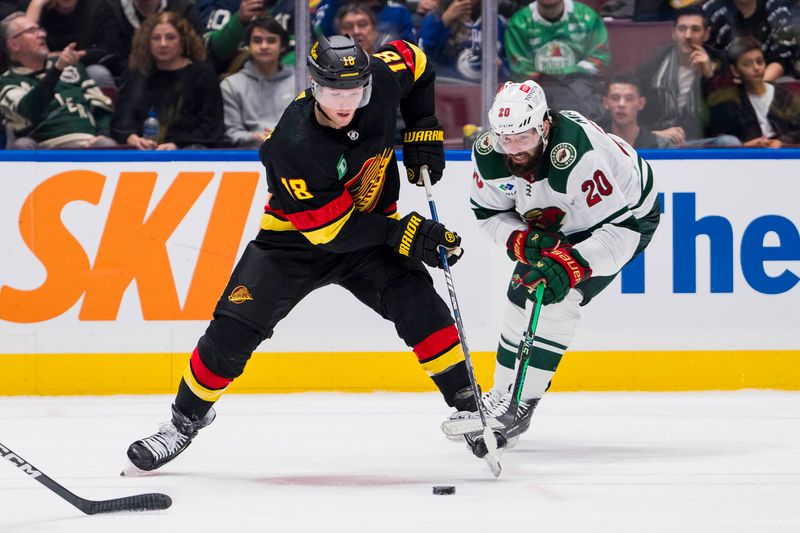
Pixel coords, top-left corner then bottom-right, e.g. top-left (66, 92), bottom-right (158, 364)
top-left (123, 34), bottom-right (477, 474)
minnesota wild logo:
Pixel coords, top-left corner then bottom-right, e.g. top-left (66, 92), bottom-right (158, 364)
top-left (550, 142), bottom-right (576, 169)
top-left (475, 132), bottom-right (493, 155)
top-left (522, 206), bottom-right (566, 231)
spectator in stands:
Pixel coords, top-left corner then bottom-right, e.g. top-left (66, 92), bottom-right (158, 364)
top-left (111, 11), bottom-right (224, 149)
top-left (504, 0), bottom-right (610, 120)
top-left (25, 0), bottom-right (121, 87)
top-left (199, 0), bottom-right (302, 74)
top-left (335, 2), bottom-right (387, 53)
top-left (707, 36), bottom-right (800, 145)
top-left (220, 15), bottom-right (294, 147)
top-left (636, 6), bottom-right (740, 146)
top-left (418, 0), bottom-right (506, 82)
top-left (703, 0), bottom-right (798, 82)
top-left (409, 0), bottom-right (438, 32)
top-left (603, 73), bottom-right (672, 148)
top-left (107, 0), bottom-right (205, 65)
top-left (200, 0), bottom-right (267, 72)
top-left (0, 11), bottom-right (116, 148)
top-left (314, 0), bottom-right (415, 42)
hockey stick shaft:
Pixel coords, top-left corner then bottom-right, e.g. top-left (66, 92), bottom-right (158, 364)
top-left (420, 167), bottom-right (491, 429)
top-left (0, 441), bottom-right (171, 515)
top-left (505, 282), bottom-right (545, 419)
top-left (421, 167), bottom-right (501, 476)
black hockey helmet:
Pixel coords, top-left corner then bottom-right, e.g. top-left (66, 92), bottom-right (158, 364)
top-left (307, 34), bottom-right (371, 90)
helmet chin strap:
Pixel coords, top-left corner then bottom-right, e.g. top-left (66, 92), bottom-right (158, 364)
top-left (315, 102), bottom-right (334, 122)
top-left (540, 112), bottom-right (552, 150)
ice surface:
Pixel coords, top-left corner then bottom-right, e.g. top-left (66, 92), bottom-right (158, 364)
top-left (1, 391), bottom-right (799, 532)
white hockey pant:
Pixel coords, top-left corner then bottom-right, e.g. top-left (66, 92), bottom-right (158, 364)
top-left (493, 289), bottom-right (582, 401)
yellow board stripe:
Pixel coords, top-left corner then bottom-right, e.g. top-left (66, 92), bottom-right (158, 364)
top-left (1, 350), bottom-right (799, 395)
top-left (420, 344), bottom-right (464, 376)
top-left (182, 364), bottom-right (227, 402)
top-left (300, 208), bottom-right (354, 245)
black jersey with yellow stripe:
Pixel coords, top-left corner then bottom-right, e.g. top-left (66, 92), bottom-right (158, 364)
top-left (258, 40), bottom-right (435, 252)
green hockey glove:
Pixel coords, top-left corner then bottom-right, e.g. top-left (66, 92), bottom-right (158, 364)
top-left (387, 211), bottom-right (463, 268)
top-left (402, 117), bottom-right (445, 186)
top-left (514, 246), bottom-right (592, 304)
top-left (506, 229), bottom-right (566, 264)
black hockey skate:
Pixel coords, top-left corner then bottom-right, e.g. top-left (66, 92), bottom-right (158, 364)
top-left (453, 385), bottom-right (479, 411)
top-left (123, 404), bottom-right (215, 474)
top-left (500, 397), bottom-right (538, 447)
top-left (465, 429), bottom-right (509, 458)
top-left (463, 396), bottom-right (539, 458)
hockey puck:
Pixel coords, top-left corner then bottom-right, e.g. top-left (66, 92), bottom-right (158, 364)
top-left (432, 485), bottom-right (455, 495)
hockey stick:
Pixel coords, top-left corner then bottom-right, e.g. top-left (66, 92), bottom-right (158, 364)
top-left (1, 441), bottom-right (172, 515)
top-left (420, 165), bottom-right (502, 478)
top-left (441, 282), bottom-right (545, 437)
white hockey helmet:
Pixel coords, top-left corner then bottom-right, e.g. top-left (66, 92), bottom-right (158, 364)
top-left (488, 80), bottom-right (550, 152)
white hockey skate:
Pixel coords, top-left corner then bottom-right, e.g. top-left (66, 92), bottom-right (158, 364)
top-left (442, 388), bottom-right (506, 441)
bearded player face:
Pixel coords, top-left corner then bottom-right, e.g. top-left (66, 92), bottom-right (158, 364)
top-left (504, 139), bottom-right (545, 177)
top-left (500, 123), bottom-right (550, 177)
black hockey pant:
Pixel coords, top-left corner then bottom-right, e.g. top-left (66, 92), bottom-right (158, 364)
top-left (175, 232), bottom-right (470, 419)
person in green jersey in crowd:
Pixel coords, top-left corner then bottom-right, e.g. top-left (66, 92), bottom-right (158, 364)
top-left (504, 0), bottom-right (610, 120)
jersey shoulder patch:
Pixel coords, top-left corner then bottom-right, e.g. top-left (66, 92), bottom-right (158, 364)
top-left (472, 132), bottom-right (508, 181)
top-left (543, 111), bottom-right (595, 194)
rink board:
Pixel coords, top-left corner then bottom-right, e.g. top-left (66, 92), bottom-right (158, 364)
top-left (0, 150), bottom-right (797, 394)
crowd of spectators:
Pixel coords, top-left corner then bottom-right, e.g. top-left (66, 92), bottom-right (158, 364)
top-left (0, 0), bottom-right (799, 149)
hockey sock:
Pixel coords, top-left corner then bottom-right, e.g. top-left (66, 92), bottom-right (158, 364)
top-left (413, 324), bottom-right (469, 406)
top-left (174, 347), bottom-right (232, 420)
top-left (494, 337), bottom-right (518, 393)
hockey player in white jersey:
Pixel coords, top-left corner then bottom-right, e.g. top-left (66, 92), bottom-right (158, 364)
top-left (453, 80), bottom-right (660, 459)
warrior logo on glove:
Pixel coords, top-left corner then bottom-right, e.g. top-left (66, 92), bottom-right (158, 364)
top-left (388, 211), bottom-right (463, 269)
top-left (398, 214), bottom-right (422, 256)
top-left (402, 116), bottom-right (445, 186)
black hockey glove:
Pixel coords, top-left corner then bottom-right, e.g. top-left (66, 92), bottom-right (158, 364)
top-left (513, 246), bottom-right (592, 305)
top-left (506, 229), bottom-right (567, 264)
top-left (402, 117), bottom-right (445, 186)
top-left (387, 211), bottom-right (463, 269)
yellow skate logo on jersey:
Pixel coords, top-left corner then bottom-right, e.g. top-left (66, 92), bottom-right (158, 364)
top-left (228, 285), bottom-right (253, 304)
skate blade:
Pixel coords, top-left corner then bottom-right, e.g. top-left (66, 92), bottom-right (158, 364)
top-left (441, 416), bottom-right (504, 437)
top-left (482, 427), bottom-right (502, 478)
top-left (120, 459), bottom-right (151, 477)
top-left (484, 452), bottom-right (502, 478)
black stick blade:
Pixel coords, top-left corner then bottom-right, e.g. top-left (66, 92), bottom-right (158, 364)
top-left (82, 492), bottom-right (172, 515)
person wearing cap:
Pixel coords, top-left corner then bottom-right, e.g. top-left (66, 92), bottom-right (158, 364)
top-left (449, 79), bottom-right (661, 460)
top-left (122, 34), bottom-right (475, 474)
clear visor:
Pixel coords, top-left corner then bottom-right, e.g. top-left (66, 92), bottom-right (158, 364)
top-left (312, 81), bottom-right (369, 111)
top-left (493, 128), bottom-right (542, 155)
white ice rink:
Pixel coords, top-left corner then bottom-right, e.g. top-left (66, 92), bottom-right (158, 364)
top-left (1, 391), bottom-right (799, 532)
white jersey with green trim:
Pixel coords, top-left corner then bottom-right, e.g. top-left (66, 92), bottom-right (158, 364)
top-left (470, 110), bottom-right (658, 277)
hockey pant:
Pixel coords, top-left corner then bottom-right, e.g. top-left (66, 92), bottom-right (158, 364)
top-left (174, 232), bottom-right (471, 419)
top-left (492, 263), bottom-right (583, 402)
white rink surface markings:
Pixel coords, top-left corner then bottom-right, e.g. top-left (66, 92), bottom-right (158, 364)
top-left (1, 391), bottom-right (799, 532)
